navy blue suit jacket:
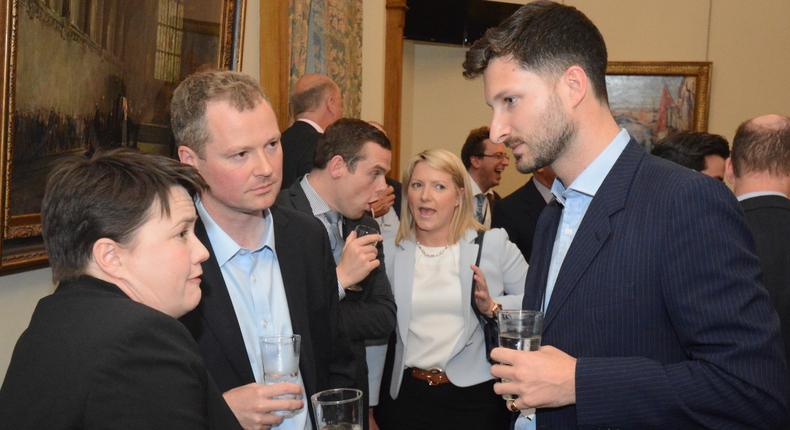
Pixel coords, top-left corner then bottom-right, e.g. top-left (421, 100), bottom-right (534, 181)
top-left (523, 141), bottom-right (787, 429)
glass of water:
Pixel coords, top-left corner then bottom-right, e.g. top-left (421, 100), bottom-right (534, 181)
top-left (260, 334), bottom-right (301, 417)
top-left (497, 310), bottom-right (543, 402)
top-left (311, 388), bottom-right (363, 430)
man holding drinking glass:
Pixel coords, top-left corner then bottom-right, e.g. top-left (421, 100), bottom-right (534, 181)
top-left (277, 118), bottom-right (397, 429)
top-left (173, 70), bottom-right (357, 430)
top-left (463, 1), bottom-right (787, 429)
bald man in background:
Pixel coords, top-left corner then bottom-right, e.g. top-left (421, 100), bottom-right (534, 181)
top-left (282, 74), bottom-right (344, 188)
top-left (725, 114), bottom-right (790, 399)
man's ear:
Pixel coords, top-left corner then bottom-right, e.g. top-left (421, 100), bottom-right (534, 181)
top-left (561, 65), bottom-right (588, 109)
top-left (724, 157), bottom-right (735, 185)
top-left (327, 154), bottom-right (347, 179)
top-left (470, 156), bottom-right (484, 170)
top-left (91, 238), bottom-right (124, 278)
top-left (178, 145), bottom-right (199, 167)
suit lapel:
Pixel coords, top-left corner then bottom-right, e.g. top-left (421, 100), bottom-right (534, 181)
top-left (287, 182), bottom-right (314, 214)
top-left (458, 231), bottom-right (481, 341)
top-left (194, 219), bottom-right (254, 382)
top-left (543, 141), bottom-right (644, 330)
top-left (270, 207), bottom-right (316, 396)
top-left (393, 241), bottom-right (416, 338)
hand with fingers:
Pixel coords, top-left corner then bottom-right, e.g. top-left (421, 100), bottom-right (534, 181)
top-left (223, 382), bottom-right (304, 430)
top-left (336, 230), bottom-right (382, 289)
top-left (490, 345), bottom-right (577, 412)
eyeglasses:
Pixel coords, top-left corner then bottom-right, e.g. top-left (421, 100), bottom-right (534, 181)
top-left (479, 153), bottom-right (510, 161)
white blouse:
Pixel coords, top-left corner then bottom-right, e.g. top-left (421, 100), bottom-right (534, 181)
top-left (404, 243), bottom-right (465, 370)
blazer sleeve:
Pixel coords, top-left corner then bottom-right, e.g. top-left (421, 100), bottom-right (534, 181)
top-left (488, 228), bottom-right (528, 310)
top-left (574, 176), bottom-right (788, 429)
top-left (320, 229), bottom-right (359, 390)
top-left (338, 218), bottom-right (397, 342)
top-left (85, 313), bottom-right (239, 430)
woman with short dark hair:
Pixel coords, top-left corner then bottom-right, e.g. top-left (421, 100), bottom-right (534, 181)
top-left (0, 149), bottom-right (241, 429)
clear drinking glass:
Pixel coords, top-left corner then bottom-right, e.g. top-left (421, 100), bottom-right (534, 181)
top-left (497, 310), bottom-right (543, 401)
top-left (260, 334), bottom-right (301, 417)
top-left (311, 388), bottom-right (363, 430)
top-left (345, 225), bottom-right (380, 292)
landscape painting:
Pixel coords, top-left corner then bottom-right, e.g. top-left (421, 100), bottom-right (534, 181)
top-left (606, 62), bottom-right (711, 152)
top-left (0, 0), bottom-right (244, 273)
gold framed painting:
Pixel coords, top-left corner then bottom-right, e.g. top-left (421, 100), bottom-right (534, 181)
top-left (0, 0), bottom-right (245, 274)
top-left (606, 61), bottom-right (711, 152)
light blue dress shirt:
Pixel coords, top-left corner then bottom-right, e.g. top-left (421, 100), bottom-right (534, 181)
top-left (516, 129), bottom-right (630, 430)
top-left (196, 198), bottom-right (310, 430)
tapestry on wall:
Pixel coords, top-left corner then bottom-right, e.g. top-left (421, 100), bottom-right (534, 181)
top-left (290, 0), bottom-right (363, 118)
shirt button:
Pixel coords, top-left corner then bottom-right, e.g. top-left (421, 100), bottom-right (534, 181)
top-left (251, 275), bottom-right (256, 282)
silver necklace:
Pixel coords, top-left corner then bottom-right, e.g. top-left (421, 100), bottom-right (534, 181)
top-left (416, 241), bottom-right (449, 257)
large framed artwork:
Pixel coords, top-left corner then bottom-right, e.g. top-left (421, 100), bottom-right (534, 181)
top-left (0, 0), bottom-right (245, 274)
top-left (605, 61), bottom-right (711, 152)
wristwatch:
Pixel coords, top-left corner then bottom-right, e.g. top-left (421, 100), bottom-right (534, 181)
top-left (489, 302), bottom-right (503, 319)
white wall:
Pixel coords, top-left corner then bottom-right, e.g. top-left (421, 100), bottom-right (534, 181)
top-left (0, 269), bottom-right (54, 381)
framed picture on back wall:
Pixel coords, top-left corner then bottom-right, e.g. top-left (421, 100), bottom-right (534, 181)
top-left (605, 61), bottom-right (711, 153)
top-left (0, 0), bottom-right (245, 274)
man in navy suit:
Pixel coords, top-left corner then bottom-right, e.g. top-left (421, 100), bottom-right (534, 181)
top-left (463, 1), bottom-right (787, 428)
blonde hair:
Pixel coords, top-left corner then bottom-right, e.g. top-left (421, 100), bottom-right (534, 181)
top-left (396, 149), bottom-right (483, 246)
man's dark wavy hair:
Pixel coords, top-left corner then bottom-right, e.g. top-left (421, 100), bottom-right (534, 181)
top-left (463, 0), bottom-right (609, 104)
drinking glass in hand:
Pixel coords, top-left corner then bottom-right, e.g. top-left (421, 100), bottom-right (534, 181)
top-left (260, 334), bottom-right (301, 417)
top-left (311, 388), bottom-right (363, 430)
top-left (346, 225), bottom-right (380, 292)
top-left (497, 310), bottom-right (544, 401)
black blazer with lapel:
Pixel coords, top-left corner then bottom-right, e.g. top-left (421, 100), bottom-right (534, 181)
top-left (181, 205), bottom-right (357, 425)
top-left (282, 121), bottom-right (321, 189)
top-left (492, 178), bottom-right (547, 263)
top-left (276, 181), bottom-right (397, 401)
top-left (522, 141), bottom-right (787, 429)
top-left (0, 276), bottom-right (240, 429)
top-left (740, 194), bottom-right (790, 381)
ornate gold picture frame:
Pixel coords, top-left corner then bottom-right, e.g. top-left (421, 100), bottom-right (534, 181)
top-left (0, 0), bottom-right (245, 274)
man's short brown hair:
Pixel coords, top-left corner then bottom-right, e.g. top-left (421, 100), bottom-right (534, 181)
top-left (42, 148), bottom-right (207, 283)
top-left (313, 118), bottom-right (391, 172)
top-left (171, 70), bottom-right (266, 155)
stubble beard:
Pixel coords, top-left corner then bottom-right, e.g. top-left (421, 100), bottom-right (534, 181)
top-left (508, 95), bottom-right (576, 174)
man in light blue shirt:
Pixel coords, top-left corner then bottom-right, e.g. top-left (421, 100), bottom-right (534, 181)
top-left (174, 70), bottom-right (356, 430)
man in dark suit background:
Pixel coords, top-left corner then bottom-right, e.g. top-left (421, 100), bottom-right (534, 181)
top-left (492, 167), bottom-right (555, 262)
top-left (277, 118), bottom-right (396, 429)
top-left (460, 125), bottom-right (510, 227)
top-left (726, 113), bottom-right (790, 396)
top-left (463, 1), bottom-right (787, 429)
top-left (172, 70), bottom-right (356, 429)
top-left (281, 74), bottom-right (344, 188)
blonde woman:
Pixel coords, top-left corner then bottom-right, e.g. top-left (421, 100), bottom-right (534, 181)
top-left (376, 149), bottom-right (527, 430)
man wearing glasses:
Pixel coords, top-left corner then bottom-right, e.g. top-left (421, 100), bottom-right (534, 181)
top-left (460, 125), bottom-right (511, 228)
